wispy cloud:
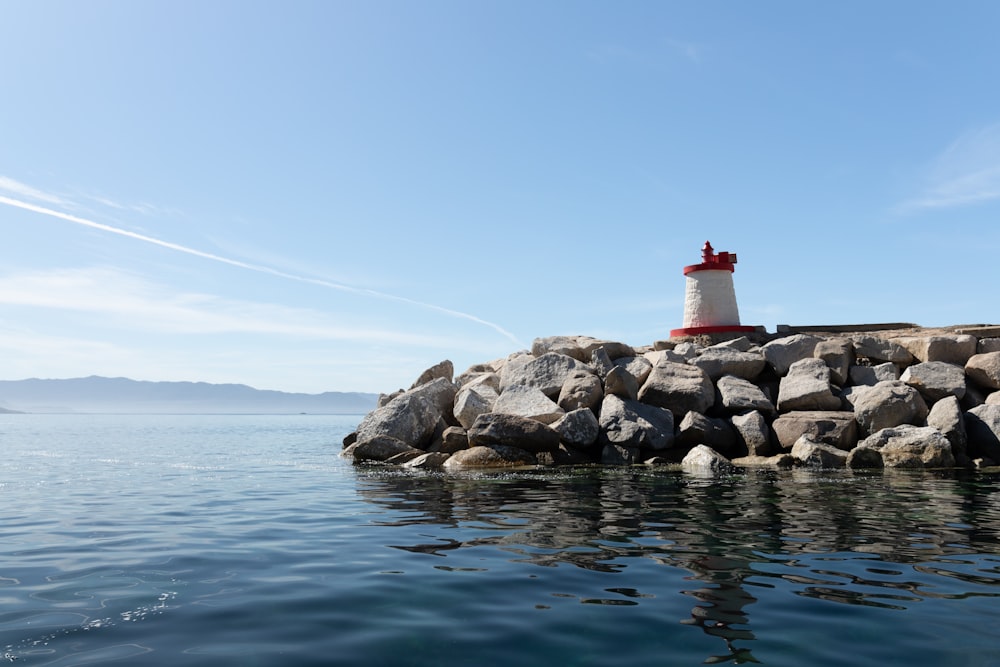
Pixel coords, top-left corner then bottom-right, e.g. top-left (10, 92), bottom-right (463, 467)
top-left (897, 122), bottom-right (1000, 212)
top-left (0, 191), bottom-right (524, 346)
top-left (0, 176), bottom-right (67, 205)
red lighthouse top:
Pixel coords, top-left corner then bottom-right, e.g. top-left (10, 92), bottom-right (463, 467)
top-left (682, 240), bottom-right (738, 275)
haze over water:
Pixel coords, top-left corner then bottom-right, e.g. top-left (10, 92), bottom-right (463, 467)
top-left (2, 414), bottom-right (998, 665)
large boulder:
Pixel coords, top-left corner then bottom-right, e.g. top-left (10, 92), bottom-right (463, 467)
top-left (980, 339), bottom-right (1000, 354)
top-left (453, 384), bottom-right (498, 429)
top-left (681, 445), bottom-right (734, 474)
top-left (493, 385), bottom-right (566, 424)
top-left (852, 380), bottom-right (929, 436)
top-left (444, 445), bottom-right (537, 469)
top-left (467, 413), bottom-right (561, 453)
top-left (612, 356), bottom-right (653, 386)
top-left (926, 395), bottom-right (968, 459)
top-left (851, 425), bottom-right (956, 469)
top-left (900, 361), bottom-right (967, 403)
top-left (343, 435), bottom-right (421, 462)
top-left (776, 358), bottom-right (842, 411)
top-left (731, 410), bottom-right (774, 457)
top-left (813, 338), bottom-right (854, 386)
top-left (965, 404), bottom-right (1000, 461)
top-left (354, 380), bottom-right (453, 448)
top-left (715, 375), bottom-right (776, 414)
top-left (604, 365), bottom-right (640, 400)
top-left (849, 362), bottom-right (900, 387)
top-left (551, 408), bottom-right (601, 449)
top-left (689, 348), bottom-right (766, 381)
top-left (557, 371), bottom-right (603, 412)
top-left (761, 334), bottom-right (821, 376)
top-left (500, 352), bottom-right (589, 397)
top-left (791, 435), bottom-right (848, 468)
top-left (410, 360), bottom-right (454, 389)
top-left (531, 335), bottom-right (635, 362)
top-left (893, 335), bottom-right (977, 365)
top-left (966, 352), bottom-right (1000, 391)
top-left (598, 394), bottom-right (675, 451)
top-left (638, 360), bottom-right (715, 418)
top-left (850, 334), bottom-right (913, 364)
top-left (771, 411), bottom-right (858, 450)
top-left (676, 411), bottom-right (738, 454)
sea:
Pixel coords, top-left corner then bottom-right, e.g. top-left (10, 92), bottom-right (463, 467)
top-left (1, 413), bottom-right (999, 666)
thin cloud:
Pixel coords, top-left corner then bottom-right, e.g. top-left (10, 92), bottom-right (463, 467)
top-left (0, 192), bottom-right (524, 346)
top-left (897, 122), bottom-right (1000, 212)
top-left (0, 176), bottom-right (67, 205)
top-left (0, 266), bottom-right (482, 347)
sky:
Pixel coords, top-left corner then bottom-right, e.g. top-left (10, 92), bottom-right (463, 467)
top-left (1, 1), bottom-right (999, 394)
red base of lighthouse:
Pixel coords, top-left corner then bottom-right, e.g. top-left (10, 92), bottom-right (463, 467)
top-left (669, 325), bottom-right (756, 338)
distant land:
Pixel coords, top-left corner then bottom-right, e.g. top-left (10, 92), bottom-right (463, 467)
top-left (0, 376), bottom-right (379, 414)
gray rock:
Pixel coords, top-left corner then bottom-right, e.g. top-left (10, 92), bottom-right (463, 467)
top-left (590, 347), bottom-right (615, 380)
top-left (731, 410), bottom-right (773, 457)
top-left (500, 352), bottom-right (589, 397)
top-left (850, 334), bottom-right (913, 364)
top-left (551, 408), bottom-right (600, 448)
top-left (732, 453), bottom-right (796, 468)
top-left (716, 374), bottom-right (775, 414)
top-left (711, 336), bottom-right (754, 352)
top-left (355, 382), bottom-right (451, 449)
top-left (791, 435), bottom-right (848, 468)
top-left (845, 445), bottom-right (885, 469)
top-left (776, 358), bottom-right (842, 411)
top-left (493, 385), bottom-right (566, 424)
top-left (676, 411), bottom-right (737, 453)
top-left (979, 338), bottom-right (1000, 354)
top-left (443, 445), bottom-right (537, 469)
top-left (771, 411), bottom-right (858, 450)
top-left (428, 426), bottom-right (469, 454)
top-left (988, 391), bottom-right (1000, 406)
top-left (814, 338), bottom-right (854, 386)
top-left (453, 384), bottom-right (497, 429)
top-left (638, 360), bottom-right (715, 418)
top-left (849, 362), bottom-right (900, 387)
top-left (893, 335), bottom-right (978, 365)
top-left (344, 435), bottom-right (419, 462)
top-left (601, 443), bottom-right (639, 465)
top-left (410, 359), bottom-right (454, 389)
top-left (557, 371), bottom-right (603, 413)
top-left (456, 371), bottom-right (501, 393)
top-left (926, 396), bottom-right (968, 458)
top-left (467, 413), bottom-right (561, 453)
top-left (672, 342), bottom-right (703, 359)
top-left (604, 365), bottom-right (640, 400)
top-left (761, 334), bottom-right (822, 376)
top-left (900, 361), bottom-right (967, 403)
top-left (852, 380), bottom-right (929, 436)
top-left (853, 425), bottom-right (955, 469)
top-left (681, 445), bottom-right (734, 474)
top-left (598, 394), bottom-right (675, 451)
top-left (403, 452), bottom-right (452, 469)
top-left (613, 356), bottom-right (653, 386)
top-left (532, 335), bottom-right (634, 362)
top-left (689, 348), bottom-right (766, 381)
top-left (966, 352), bottom-right (1000, 391)
top-left (965, 404), bottom-right (1000, 461)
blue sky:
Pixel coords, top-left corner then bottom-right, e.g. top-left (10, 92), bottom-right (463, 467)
top-left (1, 1), bottom-right (999, 394)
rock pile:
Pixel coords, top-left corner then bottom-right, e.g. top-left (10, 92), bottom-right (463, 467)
top-left (343, 329), bottom-right (1000, 471)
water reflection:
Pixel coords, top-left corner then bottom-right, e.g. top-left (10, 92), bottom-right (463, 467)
top-left (352, 467), bottom-right (1000, 664)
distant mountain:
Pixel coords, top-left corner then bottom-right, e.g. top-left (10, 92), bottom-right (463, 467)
top-left (0, 376), bottom-right (379, 414)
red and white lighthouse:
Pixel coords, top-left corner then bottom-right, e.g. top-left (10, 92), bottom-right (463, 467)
top-left (670, 241), bottom-right (756, 337)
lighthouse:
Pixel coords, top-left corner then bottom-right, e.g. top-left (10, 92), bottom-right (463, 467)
top-left (670, 241), bottom-right (756, 337)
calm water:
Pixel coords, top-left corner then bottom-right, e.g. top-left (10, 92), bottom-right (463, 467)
top-left (1, 414), bottom-right (999, 666)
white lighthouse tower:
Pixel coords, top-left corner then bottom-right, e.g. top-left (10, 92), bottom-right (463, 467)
top-left (670, 241), bottom-right (756, 337)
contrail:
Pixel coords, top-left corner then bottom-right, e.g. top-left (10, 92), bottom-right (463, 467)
top-left (0, 195), bottom-right (524, 346)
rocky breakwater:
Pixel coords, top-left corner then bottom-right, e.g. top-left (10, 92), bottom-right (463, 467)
top-left (342, 328), bottom-right (1000, 472)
